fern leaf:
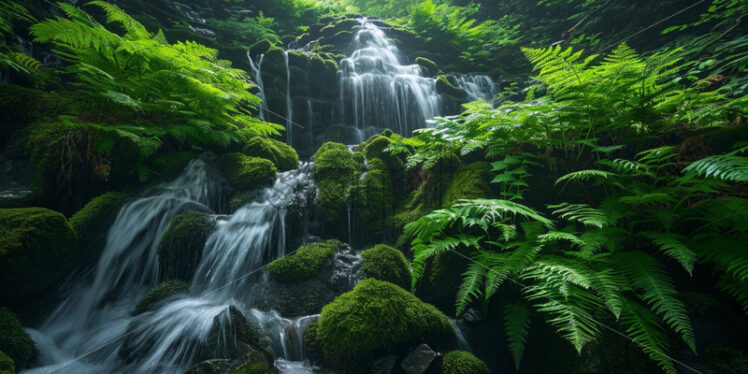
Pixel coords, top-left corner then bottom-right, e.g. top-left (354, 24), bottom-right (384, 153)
top-left (555, 169), bottom-right (616, 185)
top-left (620, 299), bottom-right (676, 374)
top-left (641, 232), bottom-right (696, 275)
top-left (682, 151), bottom-right (748, 182)
top-left (549, 202), bottom-right (610, 228)
top-left (456, 262), bottom-right (486, 315)
top-left (504, 303), bottom-right (531, 370)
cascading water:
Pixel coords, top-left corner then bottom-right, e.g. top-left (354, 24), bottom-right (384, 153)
top-left (339, 18), bottom-right (441, 140)
top-left (248, 53), bottom-right (268, 121)
top-left (453, 74), bottom-right (499, 103)
top-left (284, 51), bottom-right (294, 144)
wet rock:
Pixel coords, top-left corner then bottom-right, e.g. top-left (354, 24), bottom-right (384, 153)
top-left (157, 212), bottom-right (216, 282)
top-left (401, 344), bottom-right (438, 374)
top-left (371, 355), bottom-right (398, 374)
top-left (203, 306), bottom-right (273, 361)
top-left (183, 358), bottom-right (236, 374)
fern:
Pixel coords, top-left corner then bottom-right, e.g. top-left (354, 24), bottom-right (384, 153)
top-left (504, 303), bottom-right (531, 370)
top-left (549, 202), bottom-right (610, 228)
top-left (555, 169), bottom-right (617, 185)
top-left (620, 299), bottom-right (676, 374)
top-left (682, 146), bottom-right (748, 182)
top-left (640, 232), bottom-right (696, 275)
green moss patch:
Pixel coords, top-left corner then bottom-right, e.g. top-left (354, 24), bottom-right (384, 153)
top-left (440, 351), bottom-right (489, 374)
top-left (316, 279), bottom-right (453, 370)
top-left (69, 192), bottom-right (129, 263)
top-left (132, 280), bottom-right (189, 315)
top-left (242, 137), bottom-right (299, 171)
top-left (313, 142), bottom-right (359, 223)
top-left (266, 241), bottom-right (339, 283)
top-left (218, 153), bottom-right (277, 191)
top-left (441, 162), bottom-right (492, 207)
top-left (0, 350), bottom-right (13, 374)
top-left (157, 212), bottom-right (215, 281)
top-left (361, 244), bottom-right (411, 290)
top-left (0, 208), bottom-right (77, 302)
top-left (0, 308), bottom-right (35, 370)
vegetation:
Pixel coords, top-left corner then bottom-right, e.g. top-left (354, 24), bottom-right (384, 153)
top-left (440, 350), bottom-right (490, 374)
top-left (217, 153), bottom-right (277, 191)
top-left (315, 278), bottom-right (453, 370)
top-left (132, 280), bottom-right (189, 315)
top-left (69, 192), bottom-right (130, 262)
top-left (360, 244), bottom-right (411, 290)
top-left (266, 240), bottom-right (339, 283)
top-left (157, 212), bottom-right (215, 281)
top-left (0, 308), bottom-right (35, 370)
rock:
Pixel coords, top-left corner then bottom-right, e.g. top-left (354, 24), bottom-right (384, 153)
top-left (69, 192), bottom-right (130, 265)
top-left (371, 355), bottom-right (398, 374)
top-left (401, 344), bottom-right (438, 374)
top-left (361, 244), bottom-right (411, 290)
top-left (439, 351), bottom-right (489, 374)
top-left (203, 306), bottom-right (272, 361)
top-left (415, 251), bottom-right (470, 317)
top-left (157, 212), bottom-right (216, 281)
top-left (0, 208), bottom-right (77, 302)
top-left (351, 158), bottom-right (396, 245)
top-left (266, 240), bottom-right (339, 283)
top-left (131, 280), bottom-right (189, 315)
top-left (183, 358), bottom-right (236, 374)
top-left (316, 279), bottom-right (453, 371)
top-left (217, 153), bottom-right (277, 191)
top-left (312, 142), bottom-right (360, 237)
top-left (0, 308), bottom-right (36, 370)
top-left (242, 137), bottom-right (299, 172)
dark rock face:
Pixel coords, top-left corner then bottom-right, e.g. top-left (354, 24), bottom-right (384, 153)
top-left (400, 344), bottom-right (438, 374)
top-left (202, 306), bottom-right (273, 361)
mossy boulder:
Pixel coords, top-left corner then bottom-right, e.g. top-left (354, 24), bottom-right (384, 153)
top-left (352, 158), bottom-right (396, 244)
top-left (149, 151), bottom-right (197, 178)
top-left (132, 280), bottom-right (189, 315)
top-left (415, 57), bottom-right (440, 76)
top-left (362, 134), bottom-right (407, 198)
top-left (435, 75), bottom-right (467, 100)
top-left (361, 244), bottom-right (411, 290)
top-left (0, 350), bottom-right (13, 374)
top-left (266, 241), bottom-right (339, 283)
top-left (218, 153), bottom-right (277, 191)
top-left (316, 279), bottom-right (453, 371)
top-left (440, 351), bottom-right (489, 374)
top-left (313, 142), bottom-right (359, 225)
top-left (157, 212), bottom-right (216, 281)
top-left (415, 251), bottom-right (469, 317)
top-left (0, 308), bottom-right (35, 370)
top-left (69, 192), bottom-right (129, 264)
top-left (242, 137), bottom-right (299, 171)
top-left (0, 208), bottom-right (77, 302)
top-left (302, 318), bottom-right (322, 363)
top-left (441, 162), bottom-right (492, 207)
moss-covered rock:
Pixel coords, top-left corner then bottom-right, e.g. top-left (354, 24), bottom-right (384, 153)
top-left (0, 208), bottom-right (77, 302)
top-left (302, 318), bottom-right (322, 363)
top-left (352, 158), bottom-right (396, 244)
top-left (69, 192), bottom-right (129, 264)
top-left (0, 308), bottom-right (35, 370)
top-left (440, 351), bottom-right (489, 374)
top-left (132, 280), bottom-right (189, 315)
top-left (242, 137), bottom-right (299, 171)
top-left (362, 134), bottom-right (408, 198)
top-left (313, 142), bottom-right (359, 225)
top-left (316, 279), bottom-right (453, 370)
top-left (149, 151), bottom-right (197, 179)
top-left (218, 153), bottom-right (277, 191)
top-left (416, 57), bottom-right (440, 76)
top-left (415, 251), bottom-right (470, 317)
top-left (266, 241), bottom-right (338, 283)
top-left (0, 350), bottom-right (13, 374)
top-left (435, 75), bottom-right (467, 100)
top-left (157, 212), bottom-right (215, 281)
top-left (361, 244), bottom-right (411, 290)
top-left (441, 162), bottom-right (492, 207)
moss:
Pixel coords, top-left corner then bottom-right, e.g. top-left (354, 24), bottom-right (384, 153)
top-left (69, 192), bottom-right (129, 263)
top-left (415, 251), bottom-right (469, 317)
top-left (0, 308), bottom-right (35, 370)
top-left (302, 319), bottom-right (322, 362)
top-left (0, 208), bottom-right (77, 302)
top-left (363, 135), bottom-right (391, 160)
top-left (242, 137), bottom-right (299, 172)
top-left (0, 350), bottom-right (13, 374)
top-left (352, 158), bottom-right (396, 243)
top-left (0, 83), bottom-right (68, 148)
top-left (249, 39), bottom-right (274, 59)
top-left (157, 212), bottom-right (215, 281)
top-left (441, 162), bottom-right (492, 207)
top-left (149, 152), bottom-right (197, 178)
top-left (266, 241), bottom-right (338, 283)
top-left (316, 279), bottom-right (453, 370)
top-left (361, 244), bottom-right (411, 290)
top-left (132, 280), bottom-right (189, 315)
top-left (393, 183), bottom-right (430, 231)
top-left (440, 351), bottom-right (489, 374)
top-left (436, 75), bottom-right (467, 100)
top-left (218, 153), bottom-right (277, 191)
top-left (313, 142), bottom-right (358, 223)
top-left (415, 57), bottom-right (439, 76)
top-left (362, 134), bottom-right (407, 198)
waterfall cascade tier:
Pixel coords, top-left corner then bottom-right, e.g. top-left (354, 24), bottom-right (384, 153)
top-left (338, 18), bottom-right (441, 141)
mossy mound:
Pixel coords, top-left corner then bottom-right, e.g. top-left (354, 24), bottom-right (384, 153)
top-left (362, 133), bottom-right (407, 198)
top-left (415, 251), bottom-right (469, 317)
top-left (312, 142), bottom-right (359, 224)
top-left (441, 162), bottom-right (492, 207)
top-left (415, 57), bottom-right (440, 76)
top-left (69, 192), bottom-right (129, 263)
top-left (0, 350), bottom-right (13, 374)
top-left (302, 319), bottom-right (322, 363)
top-left (316, 279), bottom-right (453, 370)
top-left (0, 308), bottom-right (35, 370)
top-left (435, 75), bottom-right (467, 100)
top-left (149, 152), bottom-right (197, 178)
top-left (157, 212), bottom-right (215, 281)
top-left (242, 137), bottom-right (299, 171)
top-left (218, 153), bottom-right (277, 191)
top-left (266, 241), bottom-right (339, 283)
top-left (132, 280), bottom-right (189, 315)
top-left (361, 244), bottom-right (411, 290)
top-left (352, 158), bottom-right (396, 244)
top-left (0, 208), bottom-right (77, 302)
top-left (440, 351), bottom-right (489, 374)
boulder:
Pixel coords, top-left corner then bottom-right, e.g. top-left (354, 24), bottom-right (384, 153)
top-left (439, 351), bottom-right (489, 374)
top-left (157, 212), bottom-right (216, 281)
top-left (69, 192), bottom-right (130, 265)
top-left (242, 137), bottom-right (299, 172)
top-left (401, 344), bottom-right (438, 374)
top-left (131, 280), bottom-right (189, 315)
top-left (361, 244), bottom-right (411, 290)
top-left (0, 308), bottom-right (36, 370)
top-left (217, 153), bottom-right (277, 191)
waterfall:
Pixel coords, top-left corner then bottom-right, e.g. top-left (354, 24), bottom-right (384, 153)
top-left (24, 162), bottom-right (328, 374)
top-left (284, 51), bottom-right (294, 145)
top-left (248, 53), bottom-right (268, 121)
top-left (307, 99), bottom-right (314, 149)
top-left (452, 74), bottom-right (498, 103)
top-left (339, 18), bottom-right (441, 138)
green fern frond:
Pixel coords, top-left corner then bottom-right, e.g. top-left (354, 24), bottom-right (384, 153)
top-left (456, 262), bottom-right (486, 314)
top-left (549, 202), bottom-right (610, 228)
top-left (538, 231), bottom-right (585, 247)
top-left (504, 302), bottom-right (531, 370)
top-left (87, 1), bottom-right (150, 39)
top-left (682, 149), bottom-right (748, 182)
top-left (555, 169), bottom-right (617, 185)
top-left (620, 299), bottom-right (676, 374)
top-left (640, 232), bottom-right (696, 275)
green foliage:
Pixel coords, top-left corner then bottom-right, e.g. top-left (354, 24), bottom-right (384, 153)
top-left (439, 350), bottom-right (489, 374)
top-left (132, 280), bottom-right (189, 315)
top-left (313, 142), bottom-right (359, 223)
top-left (0, 308), bottom-right (35, 370)
top-left (0, 350), bottom-right (13, 374)
top-left (218, 153), bottom-right (277, 191)
top-left (361, 244), bottom-right (411, 290)
top-left (266, 240), bottom-right (338, 283)
top-left (441, 162), bottom-right (493, 207)
top-left (315, 278), bottom-right (453, 370)
top-left (242, 136), bottom-right (299, 171)
top-left (504, 303), bottom-right (531, 370)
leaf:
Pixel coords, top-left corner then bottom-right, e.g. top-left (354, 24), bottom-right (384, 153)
top-left (504, 303), bottom-right (531, 370)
